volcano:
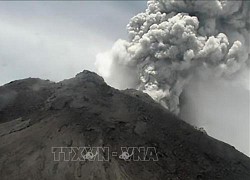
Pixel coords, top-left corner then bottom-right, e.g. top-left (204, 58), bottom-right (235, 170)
top-left (0, 70), bottom-right (249, 180)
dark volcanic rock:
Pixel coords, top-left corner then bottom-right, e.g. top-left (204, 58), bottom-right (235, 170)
top-left (0, 70), bottom-right (249, 180)
top-left (0, 78), bottom-right (55, 123)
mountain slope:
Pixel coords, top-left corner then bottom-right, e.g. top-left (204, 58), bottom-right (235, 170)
top-left (0, 70), bottom-right (249, 180)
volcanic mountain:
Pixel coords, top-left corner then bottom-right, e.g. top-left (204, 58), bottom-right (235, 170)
top-left (0, 70), bottom-right (249, 180)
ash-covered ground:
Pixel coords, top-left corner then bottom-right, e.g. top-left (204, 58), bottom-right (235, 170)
top-left (0, 70), bottom-right (249, 180)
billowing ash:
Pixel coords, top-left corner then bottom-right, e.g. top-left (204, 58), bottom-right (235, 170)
top-left (96, 0), bottom-right (250, 115)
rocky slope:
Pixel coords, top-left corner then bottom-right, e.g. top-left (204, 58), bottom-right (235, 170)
top-left (0, 70), bottom-right (249, 180)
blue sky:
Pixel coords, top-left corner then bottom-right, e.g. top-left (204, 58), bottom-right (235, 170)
top-left (0, 1), bottom-right (146, 85)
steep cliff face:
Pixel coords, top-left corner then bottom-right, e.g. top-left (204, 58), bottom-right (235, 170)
top-left (0, 70), bottom-right (249, 180)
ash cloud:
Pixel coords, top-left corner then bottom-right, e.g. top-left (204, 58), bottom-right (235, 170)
top-left (96, 0), bottom-right (249, 114)
top-left (96, 0), bottom-right (250, 155)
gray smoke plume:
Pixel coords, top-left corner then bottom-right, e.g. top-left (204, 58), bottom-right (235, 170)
top-left (96, 0), bottom-right (250, 155)
top-left (96, 0), bottom-right (249, 114)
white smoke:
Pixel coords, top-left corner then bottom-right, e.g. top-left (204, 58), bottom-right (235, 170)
top-left (96, 0), bottom-right (250, 154)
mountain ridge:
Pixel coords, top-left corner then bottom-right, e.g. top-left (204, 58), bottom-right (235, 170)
top-left (0, 70), bottom-right (249, 180)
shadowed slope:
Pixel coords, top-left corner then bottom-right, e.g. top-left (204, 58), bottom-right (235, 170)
top-left (0, 70), bottom-right (249, 180)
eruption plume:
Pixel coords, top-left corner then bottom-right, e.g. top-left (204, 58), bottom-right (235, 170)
top-left (96, 0), bottom-right (249, 115)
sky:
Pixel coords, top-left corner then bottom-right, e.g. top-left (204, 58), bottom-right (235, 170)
top-left (0, 1), bottom-right (146, 85)
top-left (0, 1), bottom-right (249, 156)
